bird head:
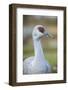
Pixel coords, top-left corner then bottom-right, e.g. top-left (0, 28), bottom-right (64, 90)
top-left (32, 25), bottom-right (54, 40)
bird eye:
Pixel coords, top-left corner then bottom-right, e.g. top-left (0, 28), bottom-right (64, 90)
top-left (38, 27), bottom-right (45, 33)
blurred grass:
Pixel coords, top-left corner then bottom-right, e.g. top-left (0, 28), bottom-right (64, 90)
top-left (45, 52), bottom-right (57, 73)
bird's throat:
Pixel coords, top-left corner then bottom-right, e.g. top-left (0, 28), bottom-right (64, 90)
top-left (33, 39), bottom-right (45, 61)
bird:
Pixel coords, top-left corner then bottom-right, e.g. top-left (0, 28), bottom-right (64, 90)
top-left (23, 25), bottom-right (53, 74)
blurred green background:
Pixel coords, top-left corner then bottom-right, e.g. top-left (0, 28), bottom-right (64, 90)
top-left (23, 15), bottom-right (57, 73)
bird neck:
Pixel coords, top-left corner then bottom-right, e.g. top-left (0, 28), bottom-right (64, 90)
top-left (33, 39), bottom-right (45, 61)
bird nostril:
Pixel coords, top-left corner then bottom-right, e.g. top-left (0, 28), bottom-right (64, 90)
top-left (38, 27), bottom-right (45, 33)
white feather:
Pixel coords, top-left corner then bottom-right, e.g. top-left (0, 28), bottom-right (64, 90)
top-left (23, 25), bottom-right (51, 74)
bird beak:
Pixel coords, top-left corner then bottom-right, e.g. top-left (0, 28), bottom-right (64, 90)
top-left (48, 33), bottom-right (54, 38)
top-left (44, 31), bottom-right (54, 38)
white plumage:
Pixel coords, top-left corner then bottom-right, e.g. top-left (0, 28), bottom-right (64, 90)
top-left (23, 25), bottom-right (52, 74)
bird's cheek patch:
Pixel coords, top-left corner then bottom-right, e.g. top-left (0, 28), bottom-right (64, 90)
top-left (38, 27), bottom-right (45, 33)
